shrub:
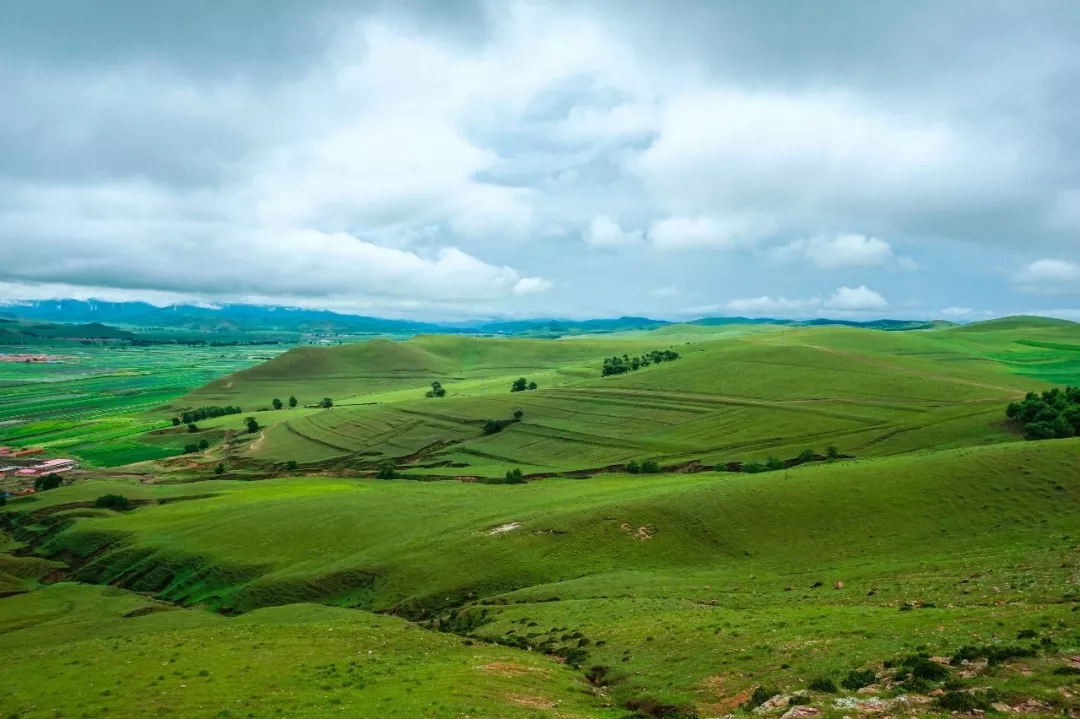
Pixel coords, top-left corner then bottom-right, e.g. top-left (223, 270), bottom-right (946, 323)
top-left (527, 381), bottom-right (537, 390)
top-left (841, 668), bottom-right (877, 691)
top-left (285, 460), bottom-right (298, 471)
top-left (742, 686), bottom-right (777, 710)
top-left (171, 417), bottom-right (181, 426)
top-left (936, 690), bottom-right (997, 712)
top-left (197, 439), bottom-right (209, 451)
top-left (505, 468), bottom-right (524, 484)
top-left (797, 449), bottom-right (816, 463)
top-left (640, 459), bottom-right (660, 474)
top-left (187, 423), bottom-right (198, 433)
top-left (626, 460), bottom-right (640, 474)
top-left (375, 460), bottom-right (396, 480)
top-left (513, 409), bottom-right (524, 420)
top-left (94, 494), bottom-right (130, 511)
top-left (742, 461), bottom-right (764, 474)
top-left (483, 420), bottom-right (504, 435)
top-left (214, 463), bottom-right (225, 475)
top-left (183, 444), bottom-right (199, 454)
top-left (34, 473), bottom-right (64, 491)
top-left (826, 445), bottom-right (840, 460)
top-left (808, 677), bottom-right (837, 693)
top-left (764, 456), bottom-right (785, 471)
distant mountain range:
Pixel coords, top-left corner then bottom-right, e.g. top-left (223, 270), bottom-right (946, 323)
top-left (0, 299), bottom-right (954, 337)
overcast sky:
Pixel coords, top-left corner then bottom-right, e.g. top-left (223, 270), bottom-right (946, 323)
top-left (2, 0), bottom-right (1079, 321)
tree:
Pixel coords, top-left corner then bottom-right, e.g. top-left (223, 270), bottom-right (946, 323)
top-left (288, 396), bottom-right (298, 408)
top-left (198, 438), bottom-right (209, 451)
top-left (626, 459), bottom-right (640, 474)
top-left (94, 494), bottom-right (130, 511)
top-left (426, 381), bottom-right (446, 398)
top-left (171, 417), bottom-right (181, 427)
top-left (187, 423), bottom-right (198, 433)
top-left (797, 449), bottom-right (816, 463)
top-left (321, 397), bottom-right (333, 409)
top-left (513, 409), bottom-right (524, 420)
top-left (375, 460), bottom-right (396, 479)
top-left (214, 463), bottom-right (225, 475)
top-left (505, 468), bottom-right (524, 484)
top-left (272, 398), bottom-right (283, 410)
top-left (826, 445), bottom-right (840, 460)
top-left (244, 417), bottom-right (259, 434)
top-left (742, 461), bottom-right (764, 474)
top-left (183, 443), bottom-right (200, 454)
top-left (764, 456), bottom-right (785, 471)
top-left (640, 459), bottom-right (660, 474)
top-left (483, 420), bottom-right (503, 435)
top-left (511, 377), bottom-right (528, 393)
top-left (34, 473), bottom-right (63, 491)
top-left (285, 460), bottom-right (298, 471)
top-left (528, 381), bottom-right (537, 390)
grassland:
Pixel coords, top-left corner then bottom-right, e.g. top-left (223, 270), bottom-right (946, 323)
top-left (3, 315), bottom-right (1080, 718)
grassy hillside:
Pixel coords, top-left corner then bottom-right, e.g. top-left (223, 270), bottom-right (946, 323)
top-left (4, 438), bottom-right (1080, 715)
top-left (162, 320), bottom-right (1080, 475)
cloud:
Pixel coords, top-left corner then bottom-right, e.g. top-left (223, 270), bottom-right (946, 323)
top-left (582, 215), bottom-right (642, 246)
top-left (649, 287), bottom-right (678, 298)
top-left (513, 277), bottom-right (554, 295)
top-left (726, 295), bottom-right (820, 314)
top-left (824, 285), bottom-right (888, 311)
top-left (1014, 259), bottom-right (1080, 295)
top-left (726, 285), bottom-right (887, 317)
top-left (648, 215), bottom-right (767, 250)
top-left (939, 306), bottom-right (994, 320)
top-left (770, 234), bottom-right (915, 270)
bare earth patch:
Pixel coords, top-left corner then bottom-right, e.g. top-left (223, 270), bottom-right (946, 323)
top-left (620, 522), bottom-right (656, 540)
top-left (488, 522), bottom-right (521, 535)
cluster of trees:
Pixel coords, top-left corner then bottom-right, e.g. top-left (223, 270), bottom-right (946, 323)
top-left (320, 397), bottom-right (333, 409)
top-left (601, 349), bottom-right (680, 377)
top-left (1006, 387), bottom-right (1080, 439)
top-left (271, 397), bottom-right (299, 410)
top-left (425, 381), bottom-right (446, 398)
top-left (375, 460), bottom-right (397, 479)
top-left (94, 494), bottom-right (130, 510)
top-left (483, 410), bottom-right (524, 435)
top-left (183, 439), bottom-right (210, 454)
top-left (626, 459), bottom-right (660, 474)
top-left (173, 405), bottom-right (242, 426)
top-left (504, 468), bottom-right (525, 484)
top-left (511, 378), bottom-right (537, 392)
top-left (33, 473), bottom-right (64, 491)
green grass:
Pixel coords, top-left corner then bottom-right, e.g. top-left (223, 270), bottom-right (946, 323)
top-left (4, 317), bottom-right (1080, 718)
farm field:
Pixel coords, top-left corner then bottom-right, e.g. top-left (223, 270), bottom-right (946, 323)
top-left (0, 343), bottom-right (287, 467)
top-left (3, 315), bottom-right (1080, 718)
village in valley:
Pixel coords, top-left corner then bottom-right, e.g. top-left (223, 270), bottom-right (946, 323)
top-left (0, 446), bottom-right (80, 498)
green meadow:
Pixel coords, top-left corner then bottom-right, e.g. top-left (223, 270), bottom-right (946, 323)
top-left (3, 316), bottom-right (1080, 718)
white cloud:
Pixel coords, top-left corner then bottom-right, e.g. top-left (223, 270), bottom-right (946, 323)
top-left (649, 287), bottom-right (678, 298)
top-left (582, 215), bottom-right (642, 247)
top-left (725, 285), bottom-right (886, 317)
top-left (1014, 259), bottom-right (1080, 294)
top-left (824, 285), bottom-right (888, 311)
top-left (770, 233), bottom-right (912, 269)
top-left (648, 215), bottom-right (767, 250)
top-left (513, 277), bottom-right (554, 295)
top-left (939, 306), bottom-right (994, 320)
top-left (726, 295), bottom-right (820, 314)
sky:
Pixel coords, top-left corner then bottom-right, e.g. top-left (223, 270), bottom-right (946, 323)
top-left (1, 0), bottom-right (1079, 322)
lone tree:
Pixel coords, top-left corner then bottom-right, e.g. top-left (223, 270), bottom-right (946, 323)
top-left (272, 398), bottom-right (283, 410)
top-left (527, 381), bottom-right (537, 390)
top-left (426, 381), bottom-right (446, 398)
top-left (214, 463), bottom-right (225, 475)
top-left (375, 460), bottom-right (396, 479)
top-left (198, 438), bottom-right (209, 451)
top-left (171, 417), bottom-right (181, 427)
top-left (513, 409), bottom-right (524, 420)
top-left (285, 460), bottom-right (298, 471)
top-left (826, 445), bottom-right (840, 460)
top-left (183, 443), bottom-right (200, 454)
top-left (511, 377), bottom-right (528, 392)
top-left (244, 416), bottom-right (259, 434)
top-left (288, 396), bottom-right (298, 408)
top-left (187, 423), bottom-right (198, 433)
top-left (505, 467), bottom-right (525, 484)
top-left (321, 397), bottom-right (333, 409)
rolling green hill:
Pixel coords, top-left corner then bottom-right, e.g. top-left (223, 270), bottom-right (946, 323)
top-left (4, 316), bottom-right (1080, 718)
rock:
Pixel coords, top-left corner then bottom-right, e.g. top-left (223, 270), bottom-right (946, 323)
top-left (991, 703), bottom-right (1012, 713)
top-left (1012, 700), bottom-right (1051, 714)
top-left (781, 706), bottom-right (821, 719)
top-left (835, 581), bottom-right (844, 590)
top-left (929, 688), bottom-right (945, 697)
top-left (755, 694), bottom-right (791, 713)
